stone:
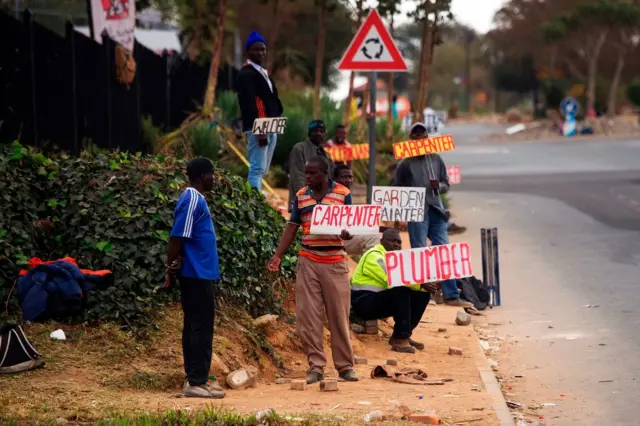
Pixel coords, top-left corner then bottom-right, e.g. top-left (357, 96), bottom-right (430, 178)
top-left (455, 310), bottom-right (471, 326)
top-left (386, 359), bottom-right (398, 366)
top-left (408, 413), bottom-right (440, 424)
top-left (437, 327), bottom-right (447, 333)
top-left (253, 314), bottom-right (278, 329)
top-left (226, 368), bottom-right (257, 389)
top-left (448, 347), bottom-right (463, 355)
top-left (290, 379), bottom-right (306, 390)
top-left (320, 379), bottom-right (338, 391)
top-left (55, 418), bottom-right (69, 425)
top-left (350, 324), bottom-right (366, 334)
top-left (354, 356), bottom-right (368, 365)
top-left (275, 378), bottom-right (291, 384)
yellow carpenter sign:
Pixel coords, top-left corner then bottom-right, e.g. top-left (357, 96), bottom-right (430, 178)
top-left (392, 135), bottom-right (456, 160)
top-left (325, 144), bottom-right (370, 162)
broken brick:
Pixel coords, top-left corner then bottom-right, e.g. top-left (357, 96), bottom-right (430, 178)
top-left (386, 359), bottom-right (398, 366)
top-left (408, 413), bottom-right (440, 424)
top-left (290, 379), bottom-right (306, 390)
top-left (448, 347), bottom-right (463, 355)
top-left (319, 379), bottom-right (338, 391)
top-left (275, 378), bottom-right (291, 385)
top-left (354, 356), bottom-right (368, 365)
top-left (437, 328), bottom-right (447, 333)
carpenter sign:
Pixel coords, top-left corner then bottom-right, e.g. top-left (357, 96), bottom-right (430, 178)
top-left (447, 165), bottom-right (461, 185)
top-left (385, 242), bottom-right (473, 287)
top-left (252, 117), bottom-right (288, 135)
top-left (392, 135), bottom-right (456, 160)
top-left (372, 186), bottom-right (426, 222)
top-left (325, 144), bottom-right (370, 162)
top-left (310, 204), bottom-right (382, 235)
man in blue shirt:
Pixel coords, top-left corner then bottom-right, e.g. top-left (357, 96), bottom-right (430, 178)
top-left (165, 157), bottom-right (223, 398)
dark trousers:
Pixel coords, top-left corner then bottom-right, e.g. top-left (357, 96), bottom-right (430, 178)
top-left (351, 287), bottom-right (430, 339)
top-left (179, 277), bottom-right (215, 386)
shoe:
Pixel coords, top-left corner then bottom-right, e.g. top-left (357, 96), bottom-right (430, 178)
top-left (388, 337), bottom-right (424, 350)
top-left (445, 299), bottom-right (474, 308)
top-left (206, 380), bottom-right (225, 392)
top-left (183, 382), bottom-right (225, 398)
top-left (448, 223), bottom-right (467, 235)
top-left (434, 289), bottom-right (444, 304)
top-left (339, 369), bottom-right (359, 382)
top-left (390, 338), bottom-right (416, 354)
top-left (306, 371), bottom-right (323, 384)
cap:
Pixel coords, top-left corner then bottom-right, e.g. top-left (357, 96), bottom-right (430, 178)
top-left (410, 122), bottom-right (427, 133)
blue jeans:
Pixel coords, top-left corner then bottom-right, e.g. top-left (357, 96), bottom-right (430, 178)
top-left (246, 131), bottom-right (277, 190)
top-left (407, 207), bottom-right (459, 300)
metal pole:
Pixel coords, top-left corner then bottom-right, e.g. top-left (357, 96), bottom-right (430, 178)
top-left (464, 33), bottom-right (471, 113)
top-left (492, 227), bottom-right (501, 306)
top-left (367, 72), bottom-right (377, 203)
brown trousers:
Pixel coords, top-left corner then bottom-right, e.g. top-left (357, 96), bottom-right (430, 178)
top-left (295, 256), bottom-right (354, 374)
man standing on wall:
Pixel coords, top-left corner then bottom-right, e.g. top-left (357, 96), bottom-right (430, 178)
top-left (391, 123), bottom-right (473, 309)
top-left (288, 120), bottom-right (334, 211)
top-left (268, 156), bottom-right (359, 384)
top-left (324, 124), bottom-right (352, 167)
top-left (165, 157), bottom-right (224, 398)
top-left (236, 31), bottom-right (283, 191)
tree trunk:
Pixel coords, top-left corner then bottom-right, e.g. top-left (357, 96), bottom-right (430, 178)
top-left (607, 52), bottom-right (625, 118)
top-left (266, 0), bottom-right (281, 73)
top-left (344, 71), bottom-right (356, 130)
top-left (413, 18), bottom-right (430, 122)
top-left (586, 30), bottom-right (608, 114)
top-left (415, 20), bottom-right (433, 123)
top-left (385, 72), bottom-right (395, 140)
top-left (313, 5), bottom-right (327, 119)
top-left (203, 0), bottom-right (227, 116)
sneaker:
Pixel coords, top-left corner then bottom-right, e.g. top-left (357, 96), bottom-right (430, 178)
top-left (339, 369), bottom-right (359, 382)
top-left (445, 299), bottom-right (474, 308)
top-left (388, 337), bottom-right (424, 350)
top-left (448, 223), bottom-right (467, 235)
top-left (390, 338), bottom-right (416, 354)
top-left (183, 382), bottom-right (225, 398)
top-left (306, 371), bottom-right (323, 384)
top-left (206, 381), bottom-right (225, 392)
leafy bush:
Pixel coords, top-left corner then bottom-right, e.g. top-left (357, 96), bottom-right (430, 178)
top-left (0, 143), bottom-right (299, 332)
top-left (627, 81), bottom-right (640, 107)
top-left (190, 122), bottom-right (221, 161)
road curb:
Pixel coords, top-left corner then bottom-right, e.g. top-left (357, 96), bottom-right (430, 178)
top-left (473, 329), bottom-right (514, 426)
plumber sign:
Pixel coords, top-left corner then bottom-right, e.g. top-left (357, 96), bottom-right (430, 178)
top-left (372, 186), bottom-right (426, 222)
top-left (385, 242), bottom-right (473, 287)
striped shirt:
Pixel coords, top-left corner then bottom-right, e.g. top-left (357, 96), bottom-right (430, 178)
top-left (289, 181), bottom-right (352, 264)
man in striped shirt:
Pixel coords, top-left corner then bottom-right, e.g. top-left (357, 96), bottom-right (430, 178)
top-left (268, 156), bottom-right (359, 384)
top-left (165, 157), bottom-right (223, 398)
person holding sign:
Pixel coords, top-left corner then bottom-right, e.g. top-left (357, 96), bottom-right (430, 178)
top-left (287, 120), bottom-right (334, 212)
top-left (351, 229), bottom-right (436, 354)
top-left (324, 124), bottom-right (352, 166)
top-left (391, 123), bottom-right (472, 309)
top-left (268, 156), bottom-right (358, 384)
top-left (236, 31), bottom-right (283, 190)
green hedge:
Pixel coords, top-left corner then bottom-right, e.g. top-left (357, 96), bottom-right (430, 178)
top-left (0, 142), bottom-right (299, 333)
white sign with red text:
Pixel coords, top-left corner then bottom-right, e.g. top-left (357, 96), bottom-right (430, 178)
top-left (385, 242), bottom-right (473, 287)
top-left (447, 165), bottom-right (461, 185)
top-left (310, 204), bottom-right (382, 235)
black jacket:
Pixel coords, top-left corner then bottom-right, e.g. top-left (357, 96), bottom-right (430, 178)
top-left (236, 64), bottom-right (283, 132)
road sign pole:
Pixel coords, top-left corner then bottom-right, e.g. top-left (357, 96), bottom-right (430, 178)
top-left (367, 72), bottom-right (377, 203)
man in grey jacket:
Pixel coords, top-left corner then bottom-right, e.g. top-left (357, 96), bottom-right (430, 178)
top-left (391, 122), bottom-right (472, 308)
top-left (287, 120), bottom-right (334, 211)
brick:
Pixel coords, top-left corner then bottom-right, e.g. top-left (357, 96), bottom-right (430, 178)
top-left (408, 413), bottom-right (440, 424)
top-left (354, 356), bottom-right (368, 364)
top-left (386, 359), bottom-right (398, 366)
top-left (364, 319), bottom-right (379, 334)
top-left (275, 378), bottom-right (291, 385)
top-left (290, 379), bottom-right (306, 390)
top-left (437, 327), bottom-right (447, 333)
top-left (448, 347), bottom-right (463, 355)
top-left (319, 379), bottom-right (338, 391)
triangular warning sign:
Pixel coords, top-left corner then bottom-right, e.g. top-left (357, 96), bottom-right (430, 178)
top-left (337, 9), bottom-right (407, 72)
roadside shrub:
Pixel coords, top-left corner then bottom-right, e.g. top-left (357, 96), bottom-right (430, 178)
top-left (627, 81), bottom-right (640, 107)
top-left (0, 143), bottom-right (299, 332)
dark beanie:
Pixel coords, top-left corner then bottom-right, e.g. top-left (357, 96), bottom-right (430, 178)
top-left (245, 31), bottom-right (267, 51)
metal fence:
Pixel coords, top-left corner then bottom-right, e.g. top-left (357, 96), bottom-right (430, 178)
top-left (0, 10), bottom-right (228, 154)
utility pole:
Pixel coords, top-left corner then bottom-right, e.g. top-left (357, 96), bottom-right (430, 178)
top-left (464, 29), bottom-right (474, 113)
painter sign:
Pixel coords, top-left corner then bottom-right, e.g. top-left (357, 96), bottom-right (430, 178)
top-left (325, 144), bottom-right (370, 162)
top-left (372, 186), bottom-right (426, 222)
top-left (385, 242), bottom-right (473, 287)
top-left (392, 135), bottom-right (456, 160)
top-left (447, 165), bottom-right (461, 185)
top-left (252, 117), bottom-right (288, 135)
top-left (89, 0), bottom-right (136, 51)
top-left (310, 204), bottom-right (382, 235)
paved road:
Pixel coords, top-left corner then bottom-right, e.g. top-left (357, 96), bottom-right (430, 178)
top-left (442, 124), bottom-right (640, 426)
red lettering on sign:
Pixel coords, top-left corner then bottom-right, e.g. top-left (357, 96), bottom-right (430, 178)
top-left (438, 245), bottom-right (451, 280)
top-left (460, 242), bottom-right (472, 276)
top-left (318, 205), bottom-right (331, 226)
top-left (330, 205), bottom-right (340, 227)
top-left (424, 246), bottom-right (440, 281)
top-left (399, 254), bottom-right (412, 286)
top-left (390, 189), bottom-right (399, 206)
top-left (410, 250), bottom-right (424, 284)
top-left (339, 205), bottom-right (349, 226)
top-left (450, 243), bottom-right (460, 278)
top-left (386, 252), bottom-right (399, 284)
top-left (353, 205), bottom-right (364, 226)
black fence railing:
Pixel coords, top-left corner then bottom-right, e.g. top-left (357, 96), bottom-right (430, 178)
top-left (0, 10), bottom-right (233, 154)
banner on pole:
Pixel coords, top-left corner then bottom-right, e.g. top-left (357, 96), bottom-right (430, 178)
top-left (385, 242), bottom-right (473, 287)
top-left (310, 204), bottom-right (382, 235)
top-left (252, 117), bottom-right (288, 135)
top-left (89, 0), bottom-right (136, 51)
top-left (372, 186), bottom-right (426, 222)
top-left (325, 144), bottom-right (370, 162)
top-left (447, 165), bottom-right (461, 184)
top-left (392, 135), bottom-right (456, 160)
